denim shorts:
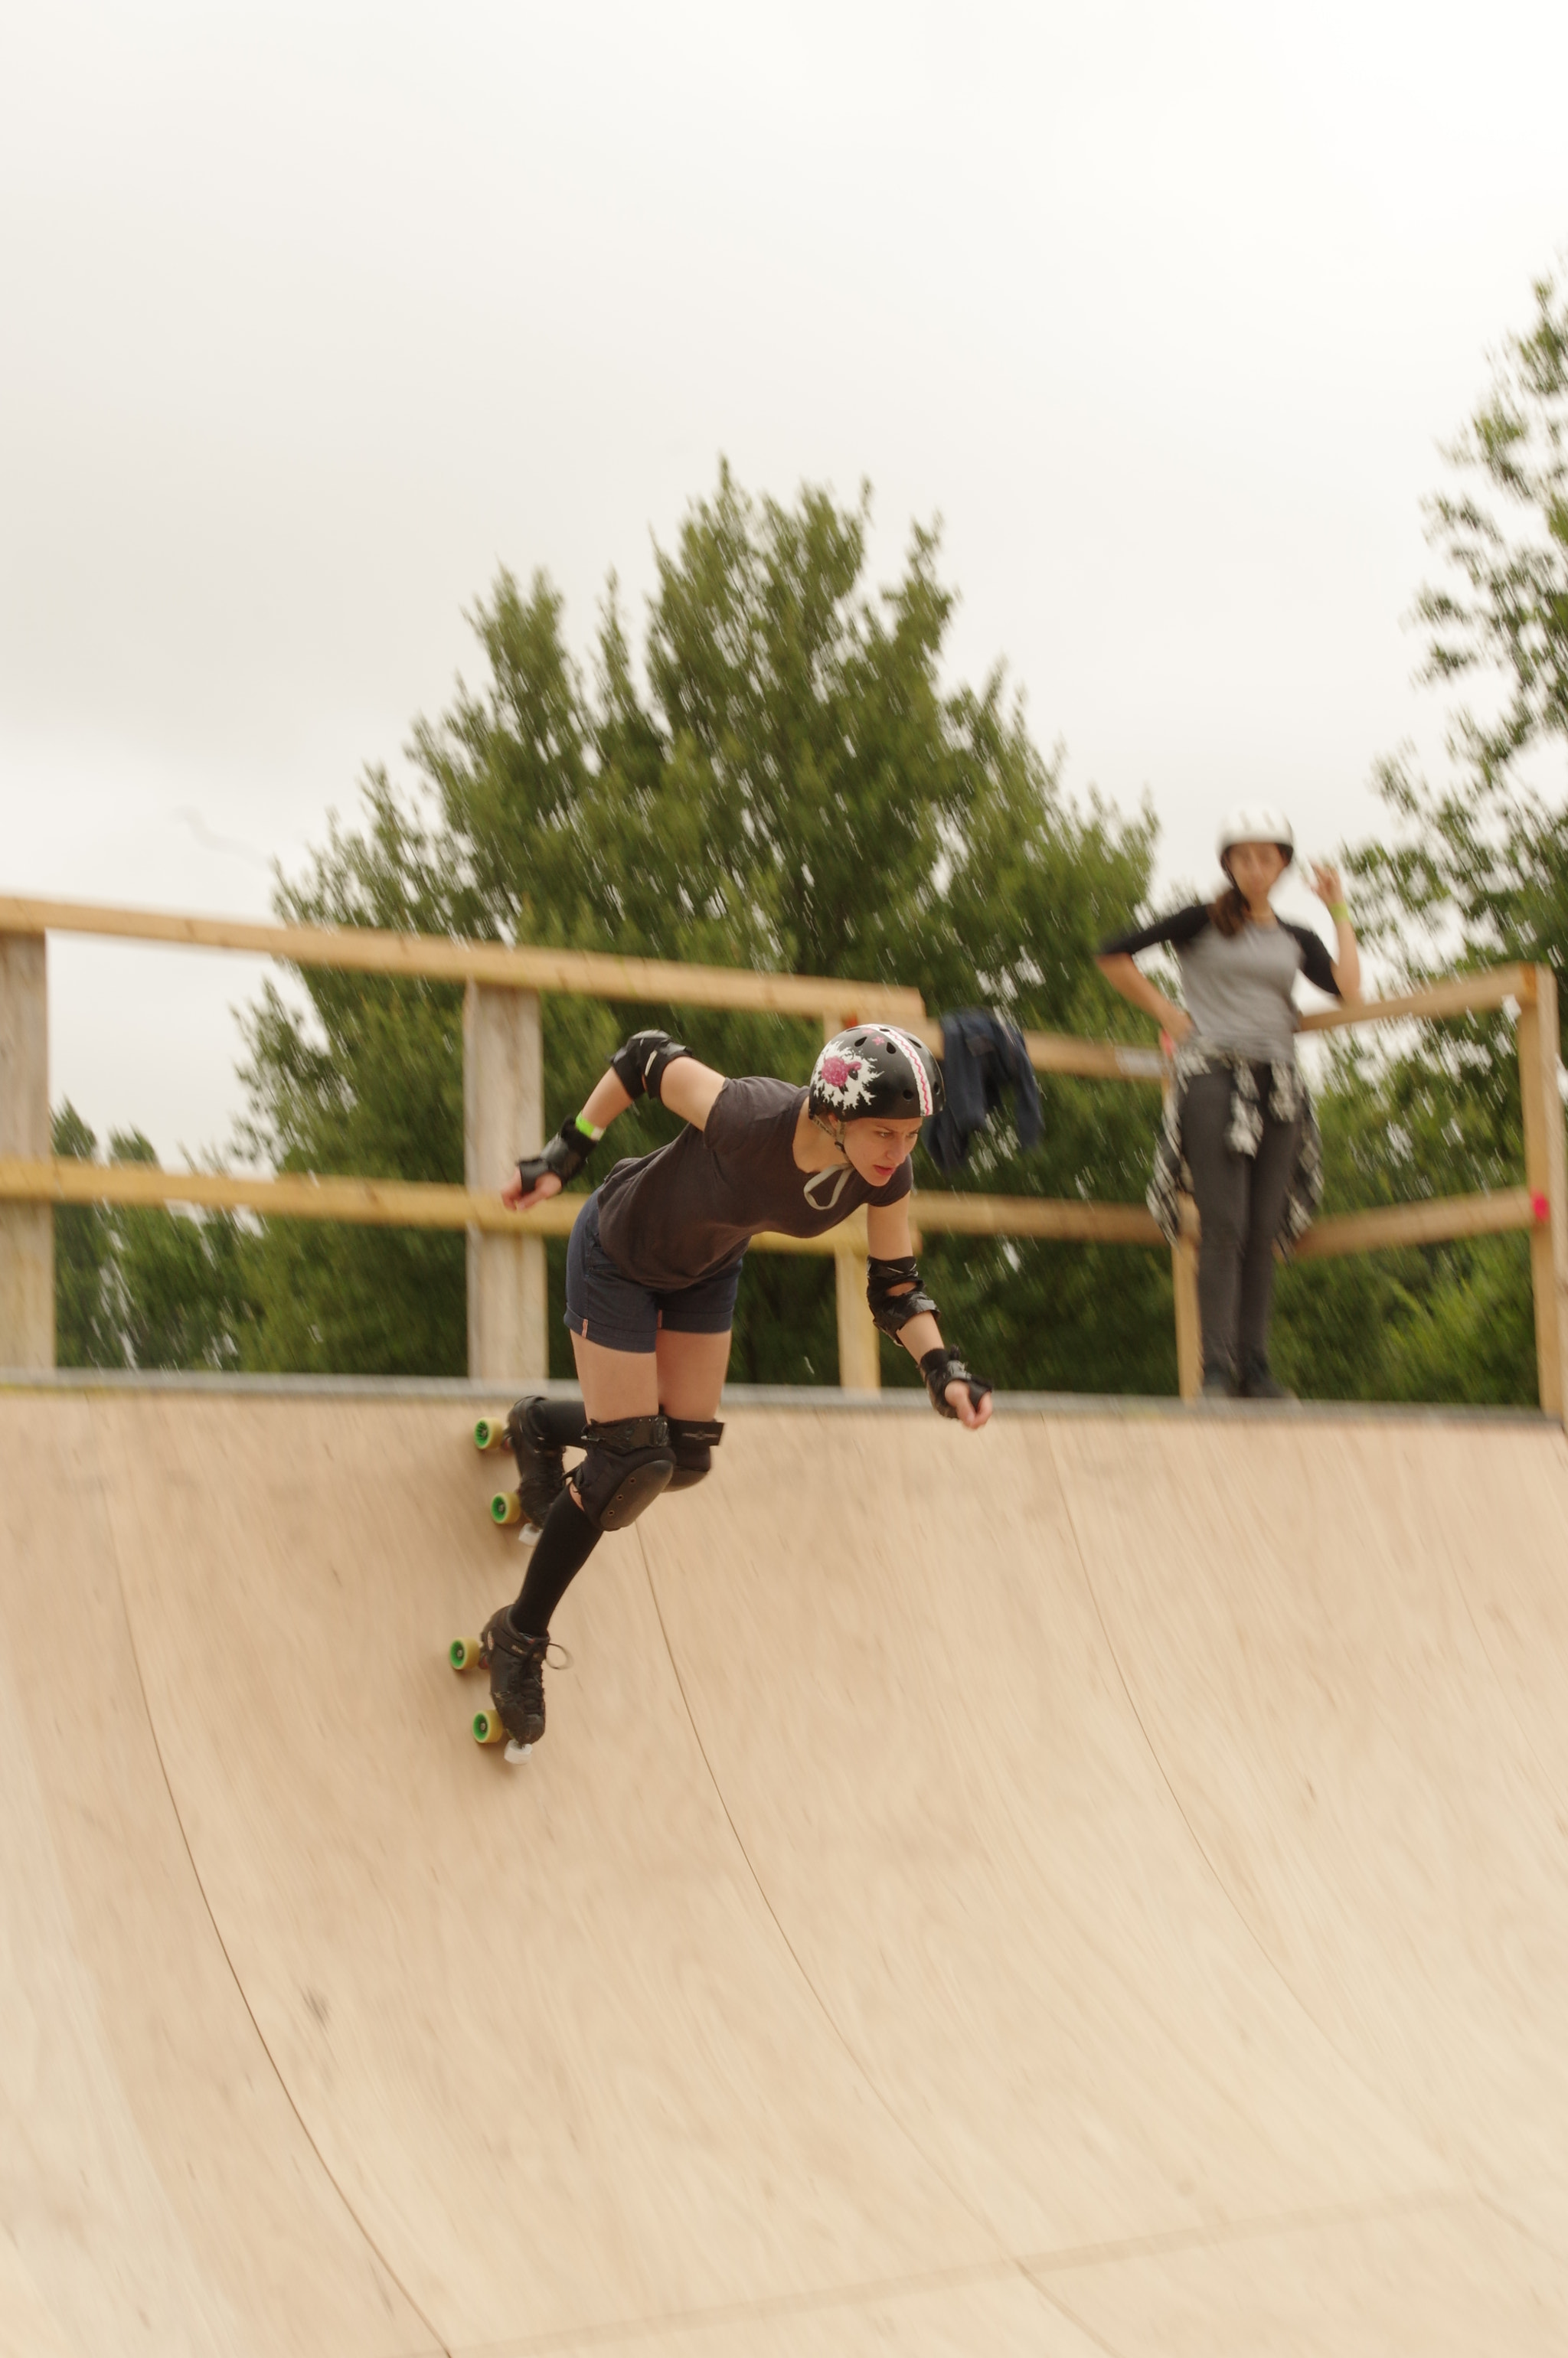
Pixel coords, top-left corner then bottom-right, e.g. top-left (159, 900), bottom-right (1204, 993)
top-left (563, 1192), bottom-right (743, 1355)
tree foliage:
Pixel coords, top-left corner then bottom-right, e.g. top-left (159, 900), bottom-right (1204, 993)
top-left (53, 1104), bottom-right (250, 1371)
top-left (1269, 265), bottom-right (1568, 1407)
top-left (230, 466), bottom-right (1168, 1386)
top-left (61, 349), bottom-right (1568, 1408)
top-left (1353, 266), bottom-right (1568, 993)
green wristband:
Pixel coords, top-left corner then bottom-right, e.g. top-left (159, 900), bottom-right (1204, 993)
top-left (573, 1112), bottom-right (605, 1142)
top-left (1329, 901), bottom-right (1350, 922)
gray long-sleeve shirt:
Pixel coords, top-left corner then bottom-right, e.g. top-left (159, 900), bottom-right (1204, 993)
top-left (1099, 903), bottom-right (1341, 1062)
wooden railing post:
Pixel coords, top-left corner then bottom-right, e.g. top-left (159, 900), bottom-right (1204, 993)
top-left (1171, 1201), bottom-right (1202, 1402)
top-left (834, 1224), bottom-right (880, 1393)
top-left (464, 982), bottom-right (547, 1383)
top-left (0, 933), bottom-right (53, 1369)
top-left (1158, 1057), bottom-right (1201, 1401)
top-left (1517, 965), bottom-right (1568, 1423)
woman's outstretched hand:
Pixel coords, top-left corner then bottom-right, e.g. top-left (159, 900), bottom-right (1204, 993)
top-left (1309, 861), bottom-right (1347, 909)
top-left (946, 1382), bottom-right (993, 1429)
top-left (501, 1168), bottom-right (564, 1215)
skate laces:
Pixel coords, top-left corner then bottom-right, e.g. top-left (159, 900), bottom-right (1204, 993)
top-left (502, 1627), bottom-right (571, 1674)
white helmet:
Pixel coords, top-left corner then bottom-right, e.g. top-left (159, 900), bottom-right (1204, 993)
top-left (1217, 806), bottom-right (1294, 867)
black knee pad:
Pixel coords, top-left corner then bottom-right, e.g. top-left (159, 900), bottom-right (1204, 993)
top-left (665, 1416), bottom-right (724, 1491)
top-left (575, 1415), bottom-right (675, 1531)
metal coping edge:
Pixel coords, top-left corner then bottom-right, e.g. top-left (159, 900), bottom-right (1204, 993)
top-left (0, 1367), bottom-right (1553, 1429)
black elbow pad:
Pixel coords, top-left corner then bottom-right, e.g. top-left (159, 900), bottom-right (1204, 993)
top-left (611, 1029), bottom-right (691, 1104)
top-left (867, 1254), bottom-right (939, 1337)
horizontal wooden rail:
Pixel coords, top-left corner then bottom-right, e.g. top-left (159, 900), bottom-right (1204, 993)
top-left (1292, 1186), bottom-right (1538, 1260)
top-left (991, 965), bottom-right (1538, 1083)
top-left (5, 1154), bottom-right (1543, 1267)
top-left (1022, 1032), bottom-right (1169, 1083)
top-left (0, 1158), bottom-right (873, 1260)
top-left (1298, 965), bottom-right (1535, 1033)
top-left (0, 1155), bottom-right (558, 1236)
top-left (910, 1193), bottom-right (1164, 1246)
top-left (0, 894), bottom-right (924, 1027)
top-left (0, 1158), bottom-right (1167, 1257)
top-left (902, 1016), bottom-right (1169, 1084)
top-left (0, 891), bottom-right (1168, 1083)
top-left (2, 893), bottom-right (1537, 1086)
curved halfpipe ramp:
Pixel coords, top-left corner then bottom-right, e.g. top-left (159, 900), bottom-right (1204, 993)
top-left (4, 1386), bottom-right (1568, 2352)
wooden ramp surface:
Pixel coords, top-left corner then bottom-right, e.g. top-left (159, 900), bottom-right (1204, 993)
top-left (4, 1387), bottom-right (1568, 2353)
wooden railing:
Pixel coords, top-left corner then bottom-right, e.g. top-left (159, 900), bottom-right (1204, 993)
top-left (1, 896), bottom-right (1563, 1417)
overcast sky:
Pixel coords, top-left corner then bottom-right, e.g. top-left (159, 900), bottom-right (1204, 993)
top-left (2, 0), bottom-right (1565, 1161)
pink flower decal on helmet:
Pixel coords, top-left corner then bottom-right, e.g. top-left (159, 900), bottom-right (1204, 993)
top-left (808, 1021), bottom-right (942, 1125)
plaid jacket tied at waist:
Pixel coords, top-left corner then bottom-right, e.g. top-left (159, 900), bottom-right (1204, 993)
top-left (1148, 1038), bottom-right (1324, 1253)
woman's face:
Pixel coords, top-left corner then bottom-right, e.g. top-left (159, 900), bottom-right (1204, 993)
top-left (841, 1115), bottom-right (923, 1187)
top-left (1226, 839), bottom-right (1289, 903)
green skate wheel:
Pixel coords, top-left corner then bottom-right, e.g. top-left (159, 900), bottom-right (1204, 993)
top-left (473, 1417), bottom-right (502, 1451)
top-left (449, 1636), bottom-right (483, 1671)
top-left (472, 1709), bottom-right (507, 1745)
top-left (491, 1491), bottom-right (522, 1527)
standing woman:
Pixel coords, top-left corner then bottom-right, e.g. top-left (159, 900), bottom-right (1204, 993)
top-left (1095, 808), bottom-right (1361, 1399)
top-left (482, 1024), bottom-right (992, 1754)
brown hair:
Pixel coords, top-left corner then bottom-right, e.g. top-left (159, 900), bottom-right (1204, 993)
top-left (1209, 877), bottom-right (1250, 937)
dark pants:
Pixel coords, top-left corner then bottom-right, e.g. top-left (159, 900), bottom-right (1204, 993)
top-left (1182, 1066), bottom-right (1302, 1380)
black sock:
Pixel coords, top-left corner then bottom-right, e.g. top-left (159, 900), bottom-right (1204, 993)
top-left (511, 1487), bottom-right (600, 1634)
top-left (531, 1397), bottom-right (589, 1450)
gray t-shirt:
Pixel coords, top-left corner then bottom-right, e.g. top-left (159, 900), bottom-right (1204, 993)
top-left (1099, 903), bottom-right (1340, 1060)
top-left (595, 1075), bottom-right (913, 1292)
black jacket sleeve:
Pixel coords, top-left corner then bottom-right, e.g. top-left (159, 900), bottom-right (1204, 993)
top-left (1283, 922), bottom-right (1341, 998)
top-left (1097, 903), bottom-right (1211, 958)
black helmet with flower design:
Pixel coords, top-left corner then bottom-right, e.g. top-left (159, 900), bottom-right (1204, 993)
top-left (808, 1024), bottom-right (944, 1131)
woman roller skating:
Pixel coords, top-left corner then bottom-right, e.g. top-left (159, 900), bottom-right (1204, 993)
top-left (480, 1024), bottom-right (992, 1749)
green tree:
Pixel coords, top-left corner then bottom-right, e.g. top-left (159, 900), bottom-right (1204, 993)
top-left (1354, 262), bottom-right (1568, 995)
top-left (1269, 1045), bottom-right (1536, 1406)
top-left (237, 466), bottom-right (1171, 1387)
top-left (54, 1101), bottom-right (116, 1366)
top-left (53, 1104), bottom-right (251, 1370)
top-left (1272, 264), bottom-right (1568, 1406)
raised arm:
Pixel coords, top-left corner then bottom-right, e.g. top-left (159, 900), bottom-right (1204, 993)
top-left (502, 1027), bottom-right (725, 1213)
top-left (1309, 863), bottom-right (1362, 1004)
top-left (865, 1198), bottom-right (992, 1430)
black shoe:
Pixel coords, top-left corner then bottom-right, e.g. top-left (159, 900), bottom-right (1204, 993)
top-left (1200, 1368), bottom-right (1237, 1399)
top-left (1240, 1356), bottom-right (1296, 1402)
top-left (480, 1611), bottom-right (551, 1748)
top-left (504, 1396), bottom-right (569, 1530)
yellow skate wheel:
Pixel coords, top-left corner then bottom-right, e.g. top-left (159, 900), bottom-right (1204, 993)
top-left (473, 1417), bottom-right (504, 1452)
top-left (472, 1709), bottom-right (508, 1745)
top-left (449, 1637), bottom-right (484, 1672)
top-left (490, 1491), bottom-right (522, 1527)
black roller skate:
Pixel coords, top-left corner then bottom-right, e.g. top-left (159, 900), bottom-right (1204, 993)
top-left (504, 1395), bottom-right (573, 1534)
top-left (480, 1609), bottom-right (552, 1755)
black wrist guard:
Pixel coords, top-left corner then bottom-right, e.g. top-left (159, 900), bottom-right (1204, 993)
top-left (919, 1345), bottom-right (992, 1420)
top-left (611, 1028), bottom-right (691, 1104)
top-left (515, 1117), bottom-right (599, 1192)
top-left (867, 1255), bottom-right (939, 1337)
